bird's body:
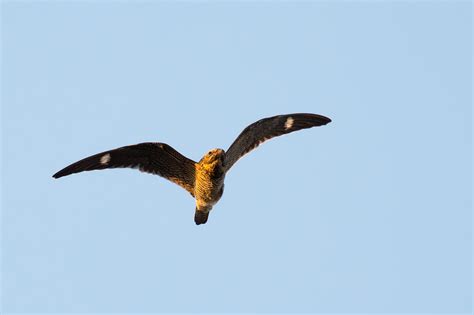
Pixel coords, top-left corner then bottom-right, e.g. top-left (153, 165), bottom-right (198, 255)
top-left (194, 149), bottom-right (226, 224)
top-left (53, 113), bottom-right (331, 225)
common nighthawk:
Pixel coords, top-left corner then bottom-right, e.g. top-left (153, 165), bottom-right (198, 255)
top-left (53, 113), bottom-right (331, 225)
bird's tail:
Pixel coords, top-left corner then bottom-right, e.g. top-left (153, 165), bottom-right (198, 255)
top-left (194, 208), bottom-right (210, 225)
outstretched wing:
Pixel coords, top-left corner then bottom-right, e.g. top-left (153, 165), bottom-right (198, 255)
top-left (224, 113), bottom-right (331, 172)
top-left (53, 142), bottom-right (196, 196)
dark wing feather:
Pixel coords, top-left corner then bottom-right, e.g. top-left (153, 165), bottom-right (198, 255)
top-left (224, 113), bottom-right (331, 171)
top-left (53, 142), bottom-right (196, 196)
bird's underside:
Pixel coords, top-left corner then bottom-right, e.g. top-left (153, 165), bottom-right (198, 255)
top-left (53, 113), bottom-right (331, 225)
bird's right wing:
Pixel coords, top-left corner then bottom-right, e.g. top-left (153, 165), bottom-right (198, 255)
top-left (53, 142), bottom-right (196, 196)
top-left (224, 113), bottom-right (331, 172)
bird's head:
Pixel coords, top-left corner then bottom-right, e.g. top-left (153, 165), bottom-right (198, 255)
top-left (201, 148), bottom-right (225, 164)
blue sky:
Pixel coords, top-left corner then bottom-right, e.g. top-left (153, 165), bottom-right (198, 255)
top-left (1, 1), bottom-right (471, 313)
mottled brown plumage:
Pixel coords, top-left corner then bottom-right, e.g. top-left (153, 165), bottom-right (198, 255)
top-left (53, 113), bottom-right (331, 225)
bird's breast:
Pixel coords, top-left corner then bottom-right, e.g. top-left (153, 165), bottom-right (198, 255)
top-left (194, 160), bottom-right (225, 208)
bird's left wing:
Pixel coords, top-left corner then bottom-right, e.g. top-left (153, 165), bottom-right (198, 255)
top-left (53, 142), bottom-right (196, 196)
top-left (224, 113), bottom-right (331, 172)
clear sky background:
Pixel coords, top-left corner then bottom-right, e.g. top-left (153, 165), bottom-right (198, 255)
top-left (1, 1), bottom-right (471, 314)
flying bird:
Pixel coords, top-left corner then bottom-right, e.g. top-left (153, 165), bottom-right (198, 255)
top-left (53, 113), bottom-right (331, 225)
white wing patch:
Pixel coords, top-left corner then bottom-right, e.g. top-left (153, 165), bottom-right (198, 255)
top-left (100, 153), bottom-right (111, 165)
top-left (284, 117), bottom-right (294, 130)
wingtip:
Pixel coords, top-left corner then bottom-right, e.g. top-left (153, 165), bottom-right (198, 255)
top-left (306, 113), bottom-right (331, 126)
top-left (316, 114), bottom-right (332, 124)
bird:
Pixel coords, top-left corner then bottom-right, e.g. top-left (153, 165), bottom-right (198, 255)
top-left (53, 113), bottom-right (331, 225)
